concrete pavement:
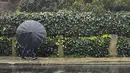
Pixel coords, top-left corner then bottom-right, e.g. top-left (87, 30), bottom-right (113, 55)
top-left (0, 57), bottom-right (130, 65)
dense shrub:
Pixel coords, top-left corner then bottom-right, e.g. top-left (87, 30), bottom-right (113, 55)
top-left (0, 11), bottom-right (130, 57)
top-left (0, 11), bottom-right (130, 37)
top-left (36, 36), bottom-right (130, 57)
top-left (117, 37), bottom-right (130, 57)
top-left (1, 35), bottom-right (130, 57)
top-left (64, 35), bottom-right (110, 57)
top-left (0, 37), bottom-right (11, 56)
top-left (37, 37), bottom-right (58, 57)
top-left (15, 35), bottom-right (110, 57)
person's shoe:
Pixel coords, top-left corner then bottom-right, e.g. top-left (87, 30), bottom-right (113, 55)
top-left (32, 57), bottom-right (38, 60)
top-left (21, 57), bottom-right (26, 60)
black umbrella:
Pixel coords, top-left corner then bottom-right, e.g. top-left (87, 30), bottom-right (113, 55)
top-left (16, 20), bottom-right (47, 48)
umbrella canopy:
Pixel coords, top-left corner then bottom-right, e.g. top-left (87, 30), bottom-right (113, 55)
top-left (16, 20), bottom-right (47, 48)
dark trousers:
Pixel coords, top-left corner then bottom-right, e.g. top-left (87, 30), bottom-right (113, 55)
top-left (21, 45), bottom-right (36, 58)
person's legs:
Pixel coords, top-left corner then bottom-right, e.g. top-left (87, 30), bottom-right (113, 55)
top-left (30, 46), bottom-right (38, 60)
top-left (21, 49), bottom-right (26, 59)
top-left (21, 45), bottom-right (28, 59)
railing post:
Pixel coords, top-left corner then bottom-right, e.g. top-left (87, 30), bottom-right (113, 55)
top-left (11, 37), bottom-right (17, 56)
top-left (58, 35), bottom-right (64, 57)
top-left (109, 34), bottom-right (118, 57)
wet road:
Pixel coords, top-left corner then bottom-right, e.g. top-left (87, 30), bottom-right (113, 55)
top-left (0, 63), bottom-right (130, 73)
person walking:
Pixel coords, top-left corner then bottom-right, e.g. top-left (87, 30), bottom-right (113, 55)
top-left (16, 20), bottom-right (47, 60)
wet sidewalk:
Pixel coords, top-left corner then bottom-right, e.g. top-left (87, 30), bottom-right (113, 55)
top-left (0, 57), bottom-right (130, 65)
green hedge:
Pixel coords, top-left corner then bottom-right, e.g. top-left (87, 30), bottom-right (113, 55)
top-left (18, 36), bottom-right (130, 57)
top-left (64, 36), bottom-right (110, 57)
top-left (1, 11), bottom-right (130, 57)
top-left (0, 37), bottom-right (11, 56)
top-left (6, 35), bottom-right (111, 57)
top-left (37, 37), bottom-right (58, 57)
top-left (117, 37), bottom-right (130, 57)
top-left (0, 11), bottom-right (130, 37)
top-left (1, 35), bottom-right (130, 57)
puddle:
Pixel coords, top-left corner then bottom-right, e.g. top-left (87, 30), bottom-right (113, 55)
top-left (0, 64), bottom-right (130, 73)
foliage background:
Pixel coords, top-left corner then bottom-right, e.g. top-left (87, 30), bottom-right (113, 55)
top-left (0, 0), bottom-right (130, 57)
